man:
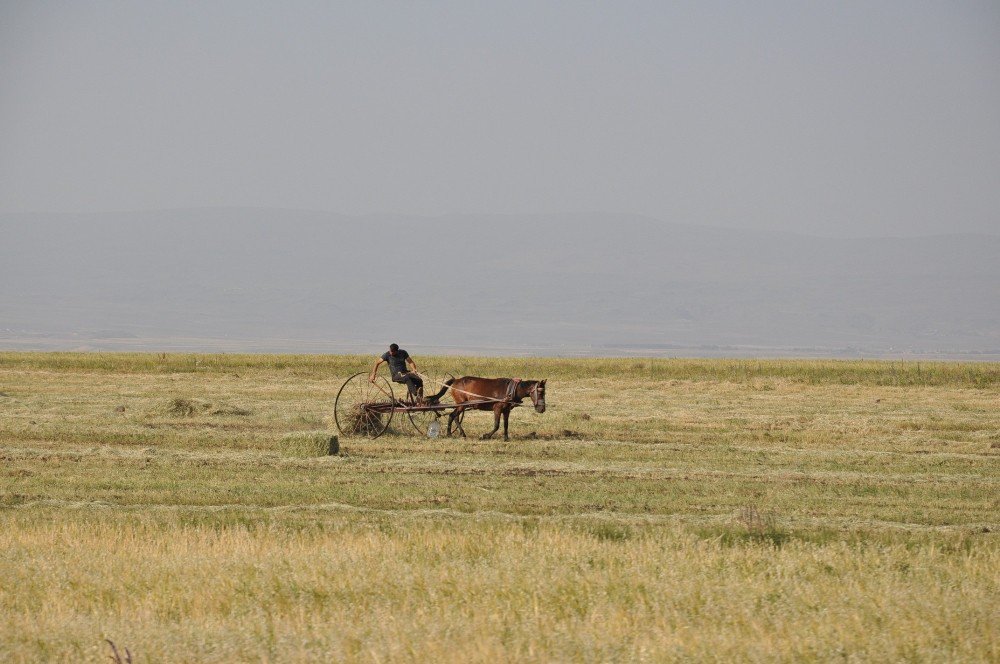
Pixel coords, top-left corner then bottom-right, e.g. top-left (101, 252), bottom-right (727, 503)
top-left (370, 343), bottom-right (424, 404)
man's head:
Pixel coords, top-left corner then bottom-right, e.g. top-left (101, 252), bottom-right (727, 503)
top-left (389, 343), bottom-right (399, 355)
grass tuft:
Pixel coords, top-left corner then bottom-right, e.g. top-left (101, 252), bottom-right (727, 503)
top-left (729, 505), bottom-right (791, 546)
top-left (585, 522), bottom-right (634, 542)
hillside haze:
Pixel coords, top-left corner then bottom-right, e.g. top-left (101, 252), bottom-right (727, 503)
top-left (2, 209), bottom-right (998, 356)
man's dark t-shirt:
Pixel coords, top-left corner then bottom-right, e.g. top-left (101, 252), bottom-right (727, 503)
top-left (381, 350), bottom-right (410, 376)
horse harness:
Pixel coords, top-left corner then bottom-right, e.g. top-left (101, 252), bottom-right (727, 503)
top-left (505, 378), bottom-right (522, 404)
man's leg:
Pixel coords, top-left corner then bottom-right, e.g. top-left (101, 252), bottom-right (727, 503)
top-left (404, 374), bottom-right (423, 403)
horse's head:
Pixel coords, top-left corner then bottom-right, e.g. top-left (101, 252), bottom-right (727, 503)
top-left (529, 379), bottom-right (546, 413)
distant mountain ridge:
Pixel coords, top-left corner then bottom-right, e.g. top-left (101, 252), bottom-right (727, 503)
top-left (2, 209), bottom-right (998, 356)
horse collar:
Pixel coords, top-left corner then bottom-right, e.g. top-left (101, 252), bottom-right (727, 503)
top-left (508, 378), bottom-right (522, 401)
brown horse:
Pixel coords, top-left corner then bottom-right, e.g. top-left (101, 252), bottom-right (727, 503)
top-left (428, 377), bottom-right (546, 440)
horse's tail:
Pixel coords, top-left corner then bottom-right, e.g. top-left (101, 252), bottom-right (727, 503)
top-left (425, 377), bottom-right (455, 404)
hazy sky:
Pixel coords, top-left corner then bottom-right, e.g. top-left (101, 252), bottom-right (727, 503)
top-left (2, 1), bottom-right (998, 237)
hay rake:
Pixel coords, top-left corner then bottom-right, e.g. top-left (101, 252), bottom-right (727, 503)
top-left (333, 371), bottom-right (520, 439)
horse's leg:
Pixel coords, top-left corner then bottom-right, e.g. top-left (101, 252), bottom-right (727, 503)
top-left (456, 409), bottom-right (468, 437)
top-left (447, 406), bottom-right (462, 437)
top-left (482, 404), bottom-right (502, 439)
top-left (502, 406), bottom-right (511, 441)
top-left (451, 406), bottom-right (469, 438)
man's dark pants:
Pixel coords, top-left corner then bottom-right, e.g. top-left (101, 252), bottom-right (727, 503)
top-left (392, 372), bottom-right (423, 401)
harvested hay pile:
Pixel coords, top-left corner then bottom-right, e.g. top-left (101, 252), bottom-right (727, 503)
top-left (280, 431), bottom-right (339, 457)
top-left (164, 398), bottom-right (210, 417)
top-left (163, 398), bottom-right (252, 417)
top-left (341, 404), bottom-right (385, 436)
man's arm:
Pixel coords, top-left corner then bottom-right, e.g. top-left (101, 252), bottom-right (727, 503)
top-left (370, 357), bottom-right (385, 382)
top-left (406, 356), bottom-right (418, 373)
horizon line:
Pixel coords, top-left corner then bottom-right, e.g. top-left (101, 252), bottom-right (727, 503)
top-left (2, 207), bottom-right (998, 241)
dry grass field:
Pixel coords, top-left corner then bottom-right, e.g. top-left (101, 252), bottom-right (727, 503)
top-left (1, 353), bottom-right (998, 662)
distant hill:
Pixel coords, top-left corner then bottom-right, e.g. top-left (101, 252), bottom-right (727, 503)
top-left (2, 209), bottom-right (998, 356)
